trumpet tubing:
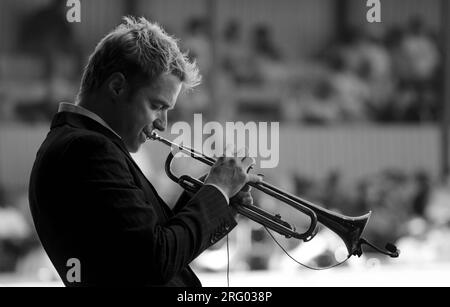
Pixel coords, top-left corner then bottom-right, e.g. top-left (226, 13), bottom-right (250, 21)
top-left (146, 131), bottom-right (398, 259)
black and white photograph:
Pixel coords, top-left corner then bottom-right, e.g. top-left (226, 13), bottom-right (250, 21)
top-left (0, 0), bottom-right (449, 291)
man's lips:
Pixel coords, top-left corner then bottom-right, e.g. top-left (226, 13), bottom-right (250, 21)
top-left (139, 125), bottom-right (154, 142)
top-left (142, 126), bottom-right (153, 139)
top-left (139, 130), bottom-right (147, 143)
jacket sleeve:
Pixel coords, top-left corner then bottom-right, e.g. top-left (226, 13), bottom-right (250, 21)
top-left (62, 134), bottom-right (237, 284)
top-left (171, 173), bottom-right (207, 215)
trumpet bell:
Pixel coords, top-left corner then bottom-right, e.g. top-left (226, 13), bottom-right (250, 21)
top-left (323, 211), bottom-right (372, 257)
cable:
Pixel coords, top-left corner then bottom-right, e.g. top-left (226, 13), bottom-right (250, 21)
top-left (264, 227), bottom-right (350, 270)
top-left (226, 234), bottom-right (230, 287)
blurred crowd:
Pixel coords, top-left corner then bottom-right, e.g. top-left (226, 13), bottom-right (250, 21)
top-left (0, 4), bottom-right (443, 125)
top-left (191, 168), bottom-right (450, 272)
top-left (309, 17), bottom-right (441, 124)
top-left (172, 16), bottom-right (442, 124)
top-left (2, 167), bottom-right (450, 280)
top-left (0, 186), bottom-right (42, 275)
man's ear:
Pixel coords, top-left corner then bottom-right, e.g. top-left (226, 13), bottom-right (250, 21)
top-left (107, 72), bottom-right (127, 99)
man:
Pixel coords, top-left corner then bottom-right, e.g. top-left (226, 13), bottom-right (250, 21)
top-left (28, 17), bottom-right (261, 287)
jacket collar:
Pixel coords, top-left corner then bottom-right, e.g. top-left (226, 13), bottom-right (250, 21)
top-left (57, 102), bottom-right (121, 139)
top-left (50, 111), bottom-right (133, 156)
top-left (51, 111), bottom-right (119, 139)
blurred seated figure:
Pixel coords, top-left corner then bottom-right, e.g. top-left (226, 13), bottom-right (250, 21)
top-left (220, 20), bottom-right (252, 85)
top-left (384, 17), bottom-right (441, 122)
top-left (245, 24), bottom-right (283, 86)
top-left (250, 24), bottom-right (281, 62)
top-left (354, 28), bottom-right (396, 122)
top-left (297, 79), bottom-right (343, 125)
top-left (15, 0), bottom-right (82, 123)
top-left (177, 17), bottom-right (213, 121)
top-left (328, 55), bottom-right (371, 122)
top-left (183, 17), bottom-right (212, 76)
top-left (318, 170), bottom-right (350, 212)
top-left (396, 176), bottom-right (450, 265)
top-left (424, 176), bottom-right (450, 227)
top-left (395, 17), bottom-right (440, 122)
top-left (401, 17), bottom-right (440, 85)
top-left (10, 189), bottom-right (60, 283)
top-left (358, 170), bottom-right (423, 250)
top-left (410, 171), bottom-right (432, 218)
top-left (0, 188), bottom-right (36, 273)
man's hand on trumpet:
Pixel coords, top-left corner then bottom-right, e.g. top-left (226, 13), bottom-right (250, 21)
top-left (230, 184), bottom-right (254, 208)
top-left (204, 150), bottom-right (262, 200)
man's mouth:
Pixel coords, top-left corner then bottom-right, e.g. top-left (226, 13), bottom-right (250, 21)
top-left (142, 126), bottom-right (152, 138)
top-left (139, 130), bottom-right (147, 143)
top-left (140, 125), bottom-right (153, 142)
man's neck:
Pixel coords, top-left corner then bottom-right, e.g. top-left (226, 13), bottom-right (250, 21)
top-left (77, 95), bottom-right (99, 113)
top-left (77, 95), bottom-right (118, 132)
top-left (78, 95), bottom-right (108, 121)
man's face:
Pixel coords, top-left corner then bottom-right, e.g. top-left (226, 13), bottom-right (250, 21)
top-left (118, 73), bottom-right (182, 153)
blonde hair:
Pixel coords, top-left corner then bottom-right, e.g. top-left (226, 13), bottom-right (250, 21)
top-left (78, 16), bottom-right (201, 98)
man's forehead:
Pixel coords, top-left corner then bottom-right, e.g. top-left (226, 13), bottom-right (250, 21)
top-left (142, 73), bottom-right (181, 91)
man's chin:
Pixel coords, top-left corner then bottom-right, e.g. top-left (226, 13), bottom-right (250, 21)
top-left (125, 141), bottom-right (141, 153)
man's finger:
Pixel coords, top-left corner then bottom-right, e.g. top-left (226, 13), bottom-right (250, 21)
top-left (241, 195), bottom-right (253, 206)
top-left (237, 147), bottom-right (249, 158)
top-left (231, 190), bottom-right (250, 200)
top-left (224, 144), bottom-right (235, 157)
top-left (231, 193), bottom-right (253, 207)
top-left (241, 184), bottom-right (252, 193)
top-left (247, 173), bottom-right (263, 183)
top-left (241, 156), bottom-right (256, 172)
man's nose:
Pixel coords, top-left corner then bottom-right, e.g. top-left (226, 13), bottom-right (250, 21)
top-left (152, 118), bottom-right (166, 131)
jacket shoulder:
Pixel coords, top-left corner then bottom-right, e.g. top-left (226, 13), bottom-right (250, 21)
top-left (51, 126), bottom-right (117, 155)
top-left (33, 126), bottom-right (121, 175)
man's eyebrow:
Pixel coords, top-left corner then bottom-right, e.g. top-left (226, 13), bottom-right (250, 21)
top-left (150, 98), bottom-right (172, 109)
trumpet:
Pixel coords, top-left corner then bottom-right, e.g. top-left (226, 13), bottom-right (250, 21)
top-left (145, 131), bottom-right (399, 259)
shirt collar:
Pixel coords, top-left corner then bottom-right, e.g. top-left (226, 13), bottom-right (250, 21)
top-left (58, 102), bottom-right (121, 139)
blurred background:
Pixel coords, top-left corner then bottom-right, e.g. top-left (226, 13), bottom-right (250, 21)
top-left (1, 0), bottom-right (450, 286)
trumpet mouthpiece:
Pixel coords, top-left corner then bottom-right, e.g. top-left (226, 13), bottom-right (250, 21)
top-left (143, 127), bottom-right (158, 141)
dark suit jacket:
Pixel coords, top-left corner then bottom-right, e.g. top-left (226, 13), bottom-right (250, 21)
top-left (28, 111), bottom-right (237, 286)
